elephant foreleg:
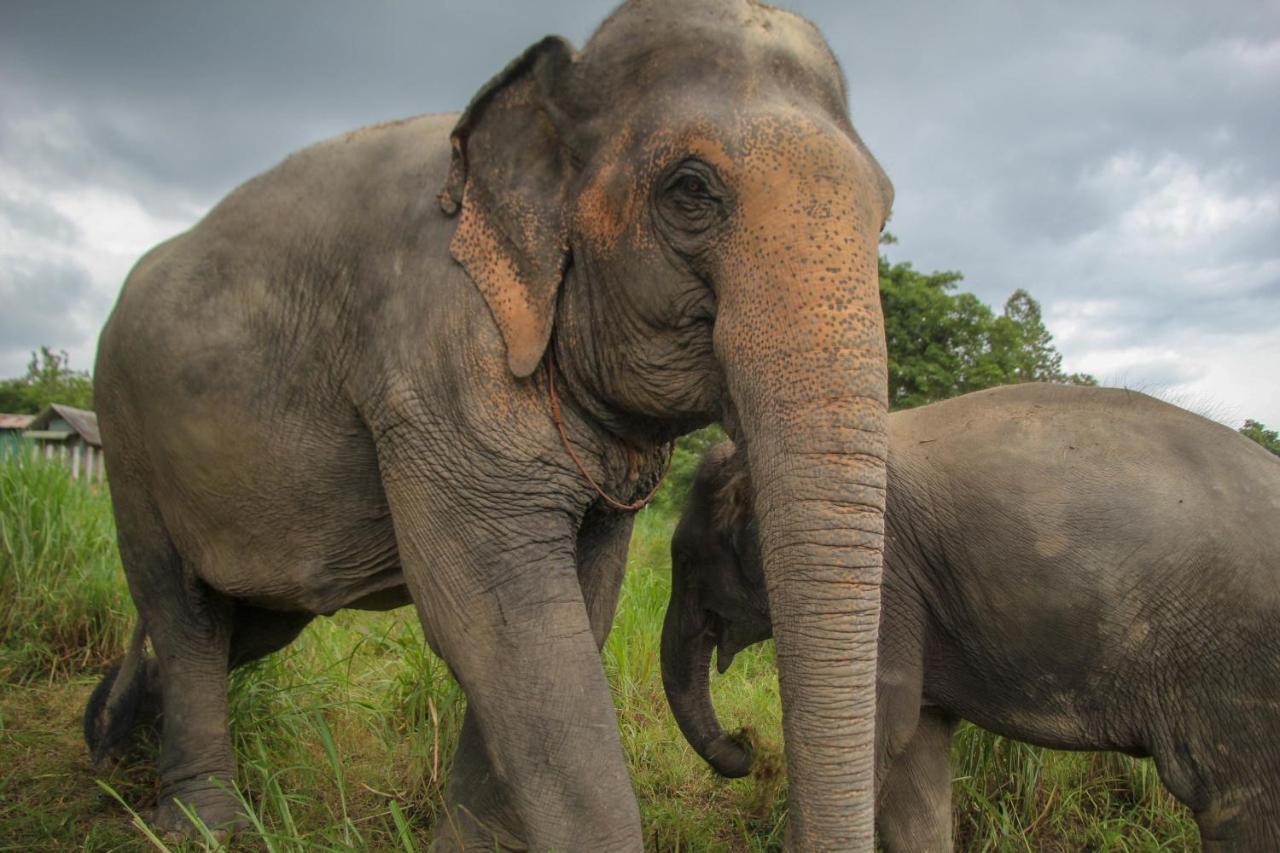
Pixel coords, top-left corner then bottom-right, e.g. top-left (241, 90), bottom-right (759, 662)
top-left (438, 505), bottom-right (636, 850)
top-left (380, 465), bottom-right (642, 853)
top-left (575, 505), bottom-right (635, 651)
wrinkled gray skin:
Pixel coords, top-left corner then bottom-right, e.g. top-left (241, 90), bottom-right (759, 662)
top-left (86, 1), bottom-right (895, 848)
top-left (665, 384), bottom-right (1280, 852)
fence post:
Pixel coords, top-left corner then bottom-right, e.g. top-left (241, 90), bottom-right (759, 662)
top-left (72, 445), bottom-right (82, 479)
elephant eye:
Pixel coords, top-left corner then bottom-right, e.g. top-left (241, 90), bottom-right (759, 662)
top-left (658, 160), bottom-right (728, 241)
top-left (677, 174), bottom-right (710, 198)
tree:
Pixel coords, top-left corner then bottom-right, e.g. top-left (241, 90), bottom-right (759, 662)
top-left (0, 347), bottom-right (94, 414)
top-left (997, 289), bottom-right (1063, 381)
top-left (1240, 420), bottom-right (1280, 456)
top-left (991, 289), bottom-right (1096, 387)
top-left (879, 260), bottom-right (1094, 410)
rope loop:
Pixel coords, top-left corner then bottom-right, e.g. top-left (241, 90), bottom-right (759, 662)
top-left (546, 350), bottom-right (669, 512)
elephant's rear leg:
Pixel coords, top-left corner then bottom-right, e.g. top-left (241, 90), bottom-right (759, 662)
top-left (84, 605), bottom-right (311, 770)
top-left (876, 708), bottom-right (956, 853)
top-left (1154, 728), bottom-right (1280, 852)
top-left (111, 500), bottom-right (242, 837)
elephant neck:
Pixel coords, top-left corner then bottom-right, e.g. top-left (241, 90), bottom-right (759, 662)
top-left (544, 306), bottom-right (685, 515)
top-left (547, 331), bottom-right (668, 453)
top-left (550, 260), bottom-right (715, 452)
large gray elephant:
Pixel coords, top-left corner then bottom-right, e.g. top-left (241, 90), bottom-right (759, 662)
top-left (84, 0), bottom-right (894, 848)
top-left (664, 383), bottom-right (1280, 852)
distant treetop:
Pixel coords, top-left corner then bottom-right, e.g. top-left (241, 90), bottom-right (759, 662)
top-left (879, 256), bottom-right (1095, 411)
top-left (1240, 420), bottom-right (1280, 456)
top-left (0, 347), bottom-right (94, 415)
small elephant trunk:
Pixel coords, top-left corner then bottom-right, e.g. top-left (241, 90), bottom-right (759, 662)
top-left (660, 571), bottom-right (754, 778)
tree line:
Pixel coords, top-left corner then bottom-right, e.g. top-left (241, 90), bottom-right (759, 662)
top-left (2, 249), bottom-right (1276, 459)
top-left (0, 347), bottom-right (94, 414)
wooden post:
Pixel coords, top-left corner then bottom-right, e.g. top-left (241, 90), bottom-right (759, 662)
top-left (97, 449), bottom-right (105, 483)
top-left (44, 442), bottom-right (53, 461)
top-left (72, 445), bottom-right (82, 480)
top-left (32, 442), bottom-right (39, 462)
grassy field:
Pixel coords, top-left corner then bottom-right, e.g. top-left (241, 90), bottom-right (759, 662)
top-left (0, 456), bottom-right (1198, 850)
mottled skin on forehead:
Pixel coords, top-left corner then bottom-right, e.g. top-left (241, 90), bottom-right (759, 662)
top-left (578, 0), bottom-right (850, 121)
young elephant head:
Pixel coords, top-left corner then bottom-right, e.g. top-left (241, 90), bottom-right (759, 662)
top-left (663, 442), bottom-right (773, 778)
top-left (446, 2), bottom-right (893, 842)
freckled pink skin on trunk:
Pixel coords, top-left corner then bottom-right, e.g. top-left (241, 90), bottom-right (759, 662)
top-left (707, 115), bottom-right (890, 849)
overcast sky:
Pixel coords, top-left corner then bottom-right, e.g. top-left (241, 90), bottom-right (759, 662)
top-left (3, 0), bottom-right (1277, 425)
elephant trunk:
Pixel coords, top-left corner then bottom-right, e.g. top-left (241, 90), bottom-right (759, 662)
top-left (661, 561), bottom-right (754, 778)
top-left (712, 129), bottom-right (890, 848)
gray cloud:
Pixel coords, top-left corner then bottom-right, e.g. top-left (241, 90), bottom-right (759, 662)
top-left (0, 195), bottom-right (81, 244)
top-left (2, 0), bottom-right (1277, 422)
top-left (0, 259), bottom-right (103, 364)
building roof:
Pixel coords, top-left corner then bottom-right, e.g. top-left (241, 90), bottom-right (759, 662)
top-left (0, 413), bottom-right (34, 430)
top-left (25, 404), bottom-right (101, 447)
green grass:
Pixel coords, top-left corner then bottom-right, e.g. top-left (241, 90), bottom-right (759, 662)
top-left (0, 453), bottom-right (133, 683)
top-left (0, 456), bottom-right (1196, 850)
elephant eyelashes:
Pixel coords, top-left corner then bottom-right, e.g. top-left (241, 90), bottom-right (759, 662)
top-left (676, 174), bottom-right (712, 200)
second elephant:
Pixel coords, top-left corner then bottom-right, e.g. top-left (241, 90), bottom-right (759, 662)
top-left (663, 383), bottom-right (1280, 852)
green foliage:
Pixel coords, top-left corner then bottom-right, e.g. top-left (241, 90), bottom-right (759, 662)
top-left (0, 346), bottom-right (94, 414)
top-left (880, 261), bottom-right (1094, 410)
top-left (1240, 419), bottom-right (1280, 456)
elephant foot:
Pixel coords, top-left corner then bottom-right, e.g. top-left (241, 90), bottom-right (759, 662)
top-left (430, 804), bottom-right (527, 852)
top-left (150, 781), bottom-right (248, 841)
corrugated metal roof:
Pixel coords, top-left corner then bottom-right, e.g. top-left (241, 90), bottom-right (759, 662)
top-left (25, 404), bottom-right (101, 446)
top-left (0, 413), bottom-right (34, 430)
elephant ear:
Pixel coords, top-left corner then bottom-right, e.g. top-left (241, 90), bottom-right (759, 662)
top-left (440, 36), bottom-right (576, 378)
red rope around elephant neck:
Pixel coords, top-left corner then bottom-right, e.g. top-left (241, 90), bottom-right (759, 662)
top-left (546, 349), bottom-right (667, 512)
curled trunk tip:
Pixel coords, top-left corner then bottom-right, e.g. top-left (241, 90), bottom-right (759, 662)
top-left (705, 728), bottom-right (755, 778)
top-left (661, 598), bottom-right (757, 779)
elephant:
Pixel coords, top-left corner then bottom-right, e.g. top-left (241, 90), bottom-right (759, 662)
top-left (663, 383), bottom-right (1280, 852)
top-left (84, 0), bottom-right (895, 848)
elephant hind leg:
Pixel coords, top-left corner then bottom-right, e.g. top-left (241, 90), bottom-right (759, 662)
top-left (1196, 803), bottom-right (1280, 853)
top-left (1152, 723), bottom-right (1280, 852)
top-left (108, 485), bottom-right (243, 838)
top-left (876, 708), bottom-right (956, 853)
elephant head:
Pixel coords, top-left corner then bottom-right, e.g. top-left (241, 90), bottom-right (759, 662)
top-left (444, 2), bottom-right (892, 844)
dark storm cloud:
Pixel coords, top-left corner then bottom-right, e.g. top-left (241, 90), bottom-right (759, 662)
top-left (2, 0), bottom-right (1277, 420)
top-left (1, 1), bottom-right (611, 199)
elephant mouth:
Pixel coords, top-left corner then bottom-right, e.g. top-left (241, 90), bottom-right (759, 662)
top-left (708, 611), bottom-right (748, 675)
